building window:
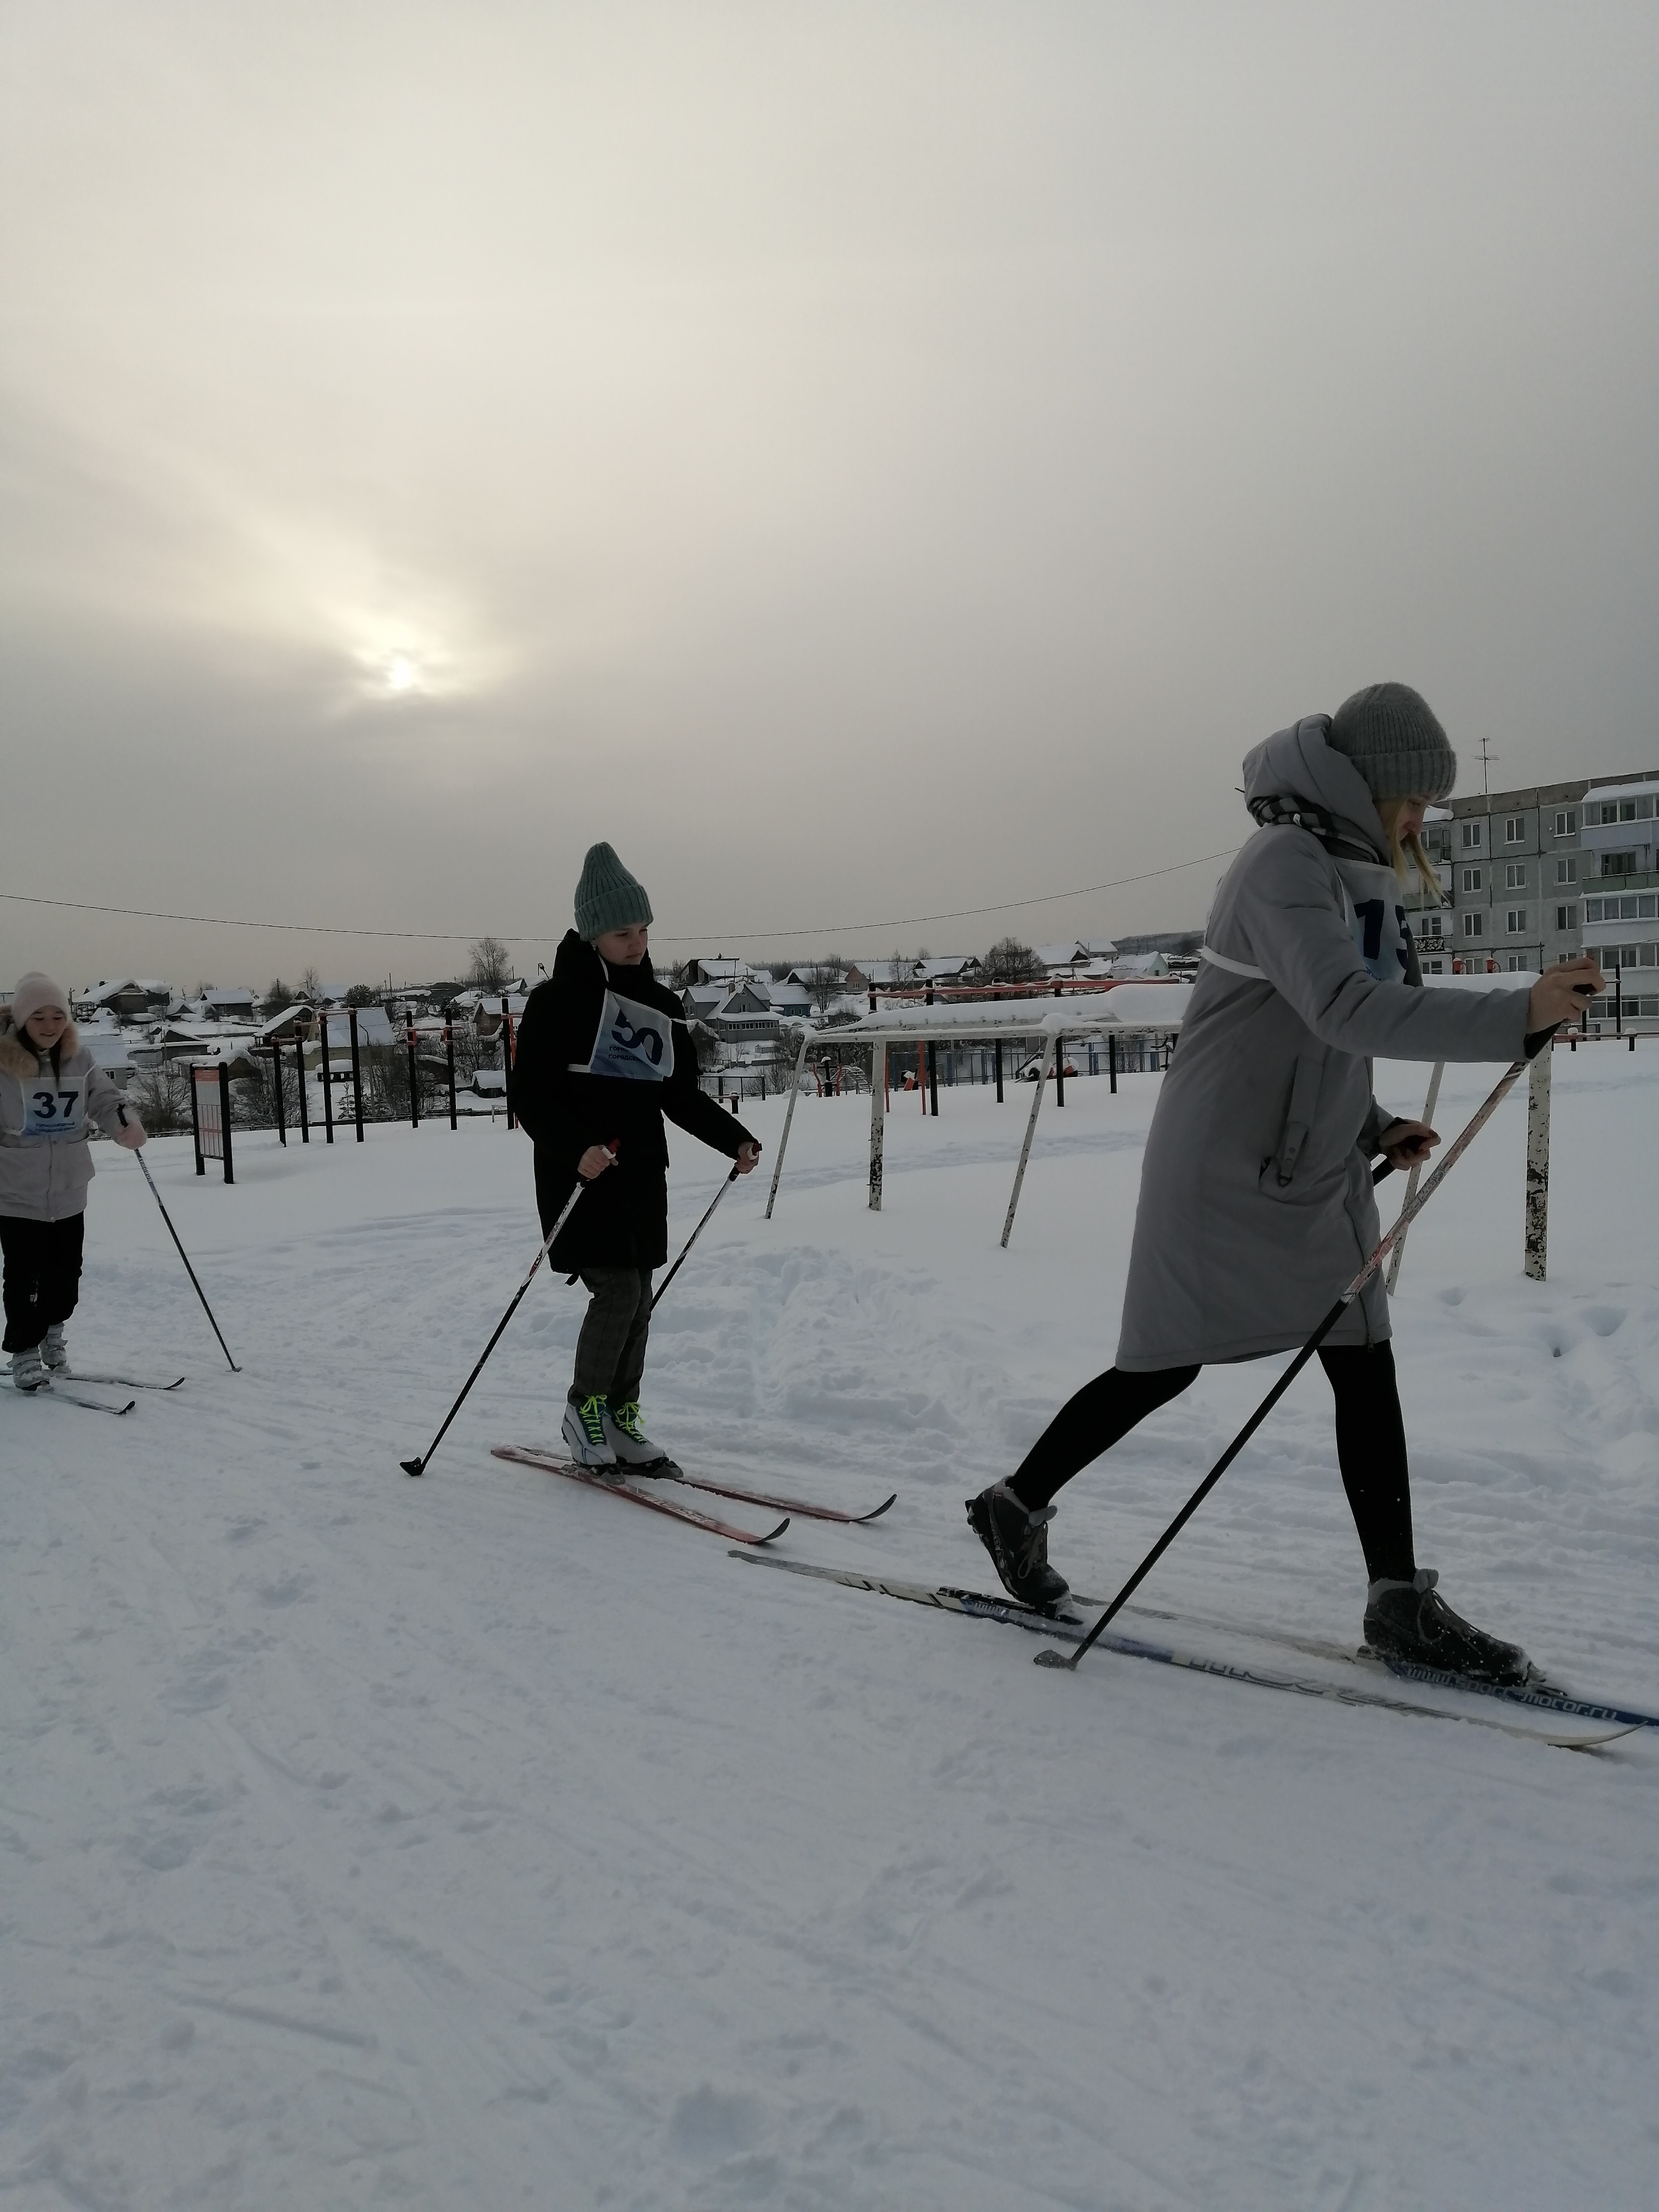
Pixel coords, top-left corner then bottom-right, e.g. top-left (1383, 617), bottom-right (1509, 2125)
top-left (1619, 801), bottom-right (1638, 822)
top-left (1556, 856), bottom-right (1577, 884)
top-left (1421, 913), bottom-right (1444, 939)
top-left (1554, 809), bottom-right (1578, 837)
top-left (1555, 904), bottom-right (1576, 931)
top-left (1461, 866), bottom-right (1483, 893)
top-left (1505, 909), bottom-right (1527, 934)
top-left (1462, 913), bottom-right (1483, 940)
top-left (1504, 862), bottom-right (1526, 889)
top-left (1426, 957), bottom-right (1444, 974)
top-left (1461, 822), bottom-right (1484, 850)
top-left (1602, 851), bottom-right (1638, 877)
top-left (1503, 816), bottom-right (1525, 843)
top-left (1505, 953), bottom-right (1527, 971)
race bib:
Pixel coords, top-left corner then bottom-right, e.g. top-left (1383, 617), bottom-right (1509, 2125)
top-left (23, 1080), bottom-right (85, 1137)
top-left (1336, 860), bottom-right (1410, 983)
top-left (574, 990), bottom-right (676, 1083)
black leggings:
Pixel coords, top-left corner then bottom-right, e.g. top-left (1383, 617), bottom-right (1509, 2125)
top-left (1006, 1344), bottom-right (1415, 1585)
top-left (1, 1212), bottom-right (85, 1355)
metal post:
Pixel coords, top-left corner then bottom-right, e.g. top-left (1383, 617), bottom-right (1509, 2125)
top-left (928, 1039), bottom-right (938, 1115)
top-left (218, 1062), bottom-right (234, 1185)
top-left (994, 1036), bottom-right (1003, 1103)
top-left (295, 1034), bottom-right (310, 1142)
top-left (321, 1013), bottom-right (334, 1142)
top-left (349, 1007), bottom-right (365, 1142)
top-left (869, 1041), bottom-right (886, 1210)
top-left (269, 1044), bottom-right (286, 1145)
top-left (1614, 964), bottom-right (1622, 1036)
top-left (1524, 1045), bottom-right (1551, 1281)
top-left (501, 996), bottom-right (516, 1130)
top-left (1385, 1061), bottom-right (1443, 1297)
top-left (1055, 1034), bottom-right (1065, 1107)
top-left (445, 1016), bottom-right (458, 1129)
top-left (1002, 1037), bottom-right (1055, 1248)
top-left (406, 1012), bottom-right (420, 1128)
top-left (765, 1027), bottom-right (813, 1220)
top-left (1108, 1031), bottom-right (1117, 1094)
top-left (190, 1063), bottom-right (205, 1176)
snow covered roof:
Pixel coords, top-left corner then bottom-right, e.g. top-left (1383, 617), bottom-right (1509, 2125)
top-left (822, 982), bottom-right (1191, 1038)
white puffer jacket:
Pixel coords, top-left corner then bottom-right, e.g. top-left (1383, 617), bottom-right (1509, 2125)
top-left (0, 1017), bottom-right (130, 1221)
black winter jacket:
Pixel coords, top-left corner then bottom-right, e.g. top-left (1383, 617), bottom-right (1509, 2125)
top-left (507, 932), bottom-right (755, 1269)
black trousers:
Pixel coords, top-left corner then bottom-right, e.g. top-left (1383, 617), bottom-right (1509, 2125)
top-left (570, 1267), bottom-right (653, 1406)
top-left (1007, 1343), bottom-right (1415, 1585)
top-left (1, 1212), bottom-right (86, 1355)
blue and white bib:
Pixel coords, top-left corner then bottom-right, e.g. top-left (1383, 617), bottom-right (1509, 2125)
top-left (1335, 858), bottom-right (1410, 982)
top-left (572, 989), bottom-right (676, 1083)
top-left (22, 1074), bottom-right (86, 1138)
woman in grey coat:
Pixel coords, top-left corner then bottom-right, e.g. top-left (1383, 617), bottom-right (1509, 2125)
top-left (1, 971), bottom-right (146, 1391)
top-left (967, 685), bottom-right (1600, 1683)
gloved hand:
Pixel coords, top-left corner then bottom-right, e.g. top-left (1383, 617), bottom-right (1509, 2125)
top-left (114, 1114), bottom-right (147, 1149)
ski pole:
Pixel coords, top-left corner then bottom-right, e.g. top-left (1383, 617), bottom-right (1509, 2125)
top-left (122, 1113), bottom-right (241, 1371)
top-left (1385, 1061), bottom-right (1444, 1296)
top-left (401, 1164), bottom-right (600, 1477)
top-left (1038, 1056), bottom-right (1532, 1676)
top-left (651, 1162), bottom-right (740, 1313)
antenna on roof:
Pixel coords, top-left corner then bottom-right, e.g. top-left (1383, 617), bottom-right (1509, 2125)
top-left (1478, 731), bottom-right (1497, 798)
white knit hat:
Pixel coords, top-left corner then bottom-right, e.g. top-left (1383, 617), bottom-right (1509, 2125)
top-left (10, 972), bottom-right (70, 1027)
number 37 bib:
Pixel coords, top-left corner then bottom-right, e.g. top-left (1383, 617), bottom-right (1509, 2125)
top-left (23, 1079), bottom-right (86, 1137)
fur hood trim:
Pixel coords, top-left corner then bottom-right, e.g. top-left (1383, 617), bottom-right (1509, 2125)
top-left (0, 1015), bottom-right (80, 1078)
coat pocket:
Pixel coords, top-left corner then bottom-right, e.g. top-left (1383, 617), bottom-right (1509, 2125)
top-left (1258, 1047), bottom-right (1328, 1197)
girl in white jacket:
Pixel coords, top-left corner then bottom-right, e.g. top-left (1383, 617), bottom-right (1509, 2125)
top-left (0, 972), bottom-right (145, 1391)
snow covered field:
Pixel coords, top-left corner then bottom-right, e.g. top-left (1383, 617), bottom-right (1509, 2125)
top-left (3, 1046), bottom-right (1656, 2210)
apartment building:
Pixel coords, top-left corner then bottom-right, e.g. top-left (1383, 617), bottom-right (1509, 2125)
top-left (1404, 770), bottom-right (1659, 1020)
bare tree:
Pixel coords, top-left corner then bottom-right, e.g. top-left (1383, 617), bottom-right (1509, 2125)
top-left (805, 958), bottom-right (847, 1016)
top-left (983, 936), bottom-right (1043, 983)
top-left (298, 965), bottom-right (322, 1002)
top-left (469, 935), bottom-right (515, 991)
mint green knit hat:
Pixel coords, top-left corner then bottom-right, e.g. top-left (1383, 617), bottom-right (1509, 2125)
top-left (574, 842), bottom-right (653, 939)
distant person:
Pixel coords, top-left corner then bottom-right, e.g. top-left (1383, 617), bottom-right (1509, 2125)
top-left (1, 972), bottom-right (147, 1391)
top-left (508, 845), bottom-right (761, 1473)
top-left (966, 686), bottom-right (1602, 1684)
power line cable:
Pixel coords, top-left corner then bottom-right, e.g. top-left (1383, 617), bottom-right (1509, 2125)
top-left (0, 845), bottom-right (1238, 950)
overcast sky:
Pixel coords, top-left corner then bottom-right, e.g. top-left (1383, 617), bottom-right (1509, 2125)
top-left (3, 1), bottom-right (1656, 989)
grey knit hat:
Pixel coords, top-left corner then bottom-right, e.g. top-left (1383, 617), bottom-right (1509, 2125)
top-left (574, 842), bottom-right (653, 939)
top-left (1328, 682), bottom-right (1457, 802)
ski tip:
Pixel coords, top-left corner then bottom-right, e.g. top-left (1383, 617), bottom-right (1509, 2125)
top-left (400, 1457), bottom-right (425, 1478)
top-left (1033, 1648), bottom-right (1075, 1671)
top-left (756, 1516), bottom-right (790, 1545)
top-left (858, 1492), bottom-right (899, 1522)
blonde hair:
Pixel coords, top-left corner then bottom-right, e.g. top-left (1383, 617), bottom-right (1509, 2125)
top-left (1375, 796), bottom-right (1442, 900)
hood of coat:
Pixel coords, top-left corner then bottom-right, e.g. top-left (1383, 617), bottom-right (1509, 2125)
top-left (0, 1014), bottom-right (80, 1079)
top-left (550, 928), bottom-right (675, 1012)
top-left (1242, 715), bottom-right (1391, 865)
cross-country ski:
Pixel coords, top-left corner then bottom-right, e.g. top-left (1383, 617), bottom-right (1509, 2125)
top-left (729, 1552), bottom-right (1637, 1749)
top-left (498, 1438), bottom-right (895, 1525)
top-left (491, 1444), bottom-right (790, 1545)
top-left (64, 1368), bottom-right (186, 1391)
top-left (2, 1373), bottom-right (137, 1414)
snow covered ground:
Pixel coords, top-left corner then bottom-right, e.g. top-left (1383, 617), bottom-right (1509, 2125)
top-left (3, 1045), bottom-right (1656, 2210)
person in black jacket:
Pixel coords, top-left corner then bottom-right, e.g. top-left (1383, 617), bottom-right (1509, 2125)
top-left (507, 842), bottom-right (760, 1471)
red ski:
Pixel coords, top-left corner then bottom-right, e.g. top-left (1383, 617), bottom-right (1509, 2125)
top-left (501, 1440), bottom-right (893, 1526)
top-left (492, 1444), bottom-right (789, 1545)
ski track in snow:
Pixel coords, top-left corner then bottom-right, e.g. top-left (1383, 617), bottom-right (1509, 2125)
top-left (2, 1052), bottom-right (1656, 2209)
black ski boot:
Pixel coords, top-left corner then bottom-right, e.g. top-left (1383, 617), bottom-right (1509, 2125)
top-left (1363, 1569), bottom-right (1531, 1686)
top-left (966, 1483), bottom-right (1071, 1613)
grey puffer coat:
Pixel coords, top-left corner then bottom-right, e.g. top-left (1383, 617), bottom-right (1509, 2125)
top-left (1117, 717), bottom-right (1530, 1370)
top-left (0, 1017), bottom-right (130, 1222)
